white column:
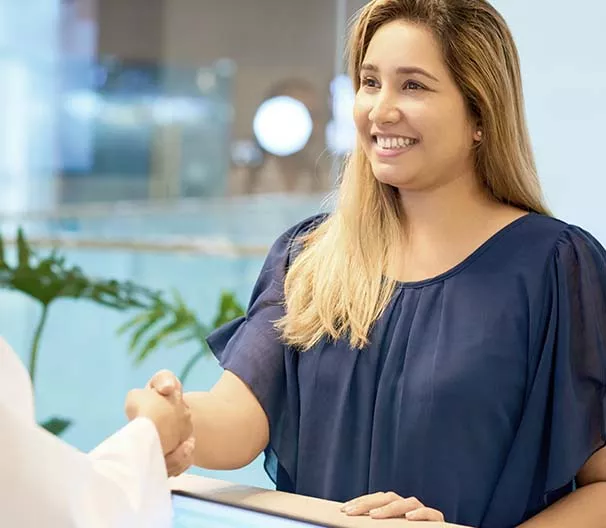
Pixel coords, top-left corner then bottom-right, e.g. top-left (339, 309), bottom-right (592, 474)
top-left (0, 0), bottom-right (61, 216)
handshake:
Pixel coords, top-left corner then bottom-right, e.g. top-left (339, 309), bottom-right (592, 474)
top-left (124, 370), bottom-right (195, 477)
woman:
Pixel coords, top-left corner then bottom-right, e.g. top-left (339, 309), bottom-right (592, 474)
top-left (151, 0), bottom-right (606, 526)
top-left (0, 336), bottom-right (193, 527)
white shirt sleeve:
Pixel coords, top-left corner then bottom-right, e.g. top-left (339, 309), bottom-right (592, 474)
top-left (0, 337), bottom-right (173, 528)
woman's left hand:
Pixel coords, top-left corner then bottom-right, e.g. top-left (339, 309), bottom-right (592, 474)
top-left (341, 492), bottom-right (445, 521)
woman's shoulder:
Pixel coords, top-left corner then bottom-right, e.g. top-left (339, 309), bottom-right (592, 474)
top-left (287, 213), bottom-right (330, 238)
top-left (511, 213), bottom-right (567, 243)
top-left (487, 214), bottom-right (606, 291)
top-left (496, 213), bottom-right (603, 260)
top-left (268, 213), bottom-right (330, 258)
top-left (519, 214), bottom-right (606, 259)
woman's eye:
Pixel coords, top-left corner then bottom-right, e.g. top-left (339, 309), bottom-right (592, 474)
top-left (361, 77), bottom-right (379, 88)
top-left (403, 80), bottom-right (424, 91)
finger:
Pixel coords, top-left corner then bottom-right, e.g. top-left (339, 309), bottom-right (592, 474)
top-left (166, 454), bottom-right (192, 478)
top-left (342, 492), bottom-right (402, 515)
top-left (147, 370), bottom-right (182, 396)
top-left (341, 491), bottom-right (392, 513)
top-left (341, 491), bottom-right (389, 510)
top-left (405, 507), bottom-right (445, 522)
top-left (165, 436), bottom-right (195, 477)
top-left (147, 370), bottom-right (181, 395)
top-left (166, 443), bottom-right (193, 477)
top-left (166, 451), bottom-right (194, 478)
top-left (180, 406), bottom-right (194, 442)
top-left (124, 389), bottom-right (145, 420)
top-left (368, 496), bottom-right (425, 519)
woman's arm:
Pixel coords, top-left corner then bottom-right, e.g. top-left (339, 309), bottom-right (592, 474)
top-left (519, 446), bottom-right (606, 527)
top-left (151, 369), bottom-right (270, 470)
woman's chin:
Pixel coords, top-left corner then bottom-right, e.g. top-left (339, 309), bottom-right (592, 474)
top-left (372, 167), bottom-right (419, 189)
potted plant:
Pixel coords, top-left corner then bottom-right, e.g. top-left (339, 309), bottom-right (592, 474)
top-left (0, 229), bottom-right (244, 435)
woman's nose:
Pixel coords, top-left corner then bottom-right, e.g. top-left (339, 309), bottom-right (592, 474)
top-left (369, 95), bottom-right (401, 125)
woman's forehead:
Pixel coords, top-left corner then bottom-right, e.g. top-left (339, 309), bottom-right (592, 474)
top-left (362, 21), bottom-right (445, 74)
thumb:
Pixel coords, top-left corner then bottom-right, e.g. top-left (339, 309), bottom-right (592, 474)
top-left (124, 388), bottom-right (146, 420)
top-left (156, 380), bottom-right (178, 396)
top-left (147, 370), bottom-right (181, 396)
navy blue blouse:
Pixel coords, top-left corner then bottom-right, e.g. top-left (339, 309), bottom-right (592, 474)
top-left (207, 213), bottom-right (606, 527)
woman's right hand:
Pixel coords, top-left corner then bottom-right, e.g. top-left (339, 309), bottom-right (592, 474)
top-left (124, 385), bottom-right (192, 456)
top-left (146, 370), bottom-right (196, 477)
top-left (146, 368), bottom-right (269, 475)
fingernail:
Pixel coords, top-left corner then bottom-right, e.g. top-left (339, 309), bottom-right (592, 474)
top-left (343, 505), bottom-right (356, 514)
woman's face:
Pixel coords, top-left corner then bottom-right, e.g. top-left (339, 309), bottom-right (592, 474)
top-left (353, 20), bottom-right (481, 192)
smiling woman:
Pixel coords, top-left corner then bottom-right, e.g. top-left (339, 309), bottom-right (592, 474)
top-left (137, 2), bottom-right (606, 527)
top-left (354, 21), bottom-right (480, 189)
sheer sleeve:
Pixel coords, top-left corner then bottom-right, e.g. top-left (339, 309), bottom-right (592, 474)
top-left (449, 224), bottom-right (606, 526)
top-left (206, 214), bottom-right (326, 489)
top-left (542, 225), bottom-right (606, 494)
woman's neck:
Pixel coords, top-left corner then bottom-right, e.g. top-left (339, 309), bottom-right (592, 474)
top-left (398, 171), bottom-right (500, 240)
top-left (390, 172), bottom-right (526, 282)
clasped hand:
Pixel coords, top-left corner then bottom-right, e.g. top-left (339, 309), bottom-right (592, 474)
top-left (124, 369), bottom-right (195, 476)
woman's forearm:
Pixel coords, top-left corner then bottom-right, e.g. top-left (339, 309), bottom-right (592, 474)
top-left (183, 390), bottom-right (268, 470)
top-left (519, 482), bottom-right (606, 527)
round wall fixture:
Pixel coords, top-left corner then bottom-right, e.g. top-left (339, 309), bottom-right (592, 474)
top-left (253, 95), bottom-right (313, 157)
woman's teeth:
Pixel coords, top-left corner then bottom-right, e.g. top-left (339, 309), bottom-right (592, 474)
top-left (376, 136), bottom-right (418, 149)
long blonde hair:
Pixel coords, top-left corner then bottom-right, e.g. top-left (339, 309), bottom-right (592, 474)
top-left (276, 0), bottom-right (550, 350)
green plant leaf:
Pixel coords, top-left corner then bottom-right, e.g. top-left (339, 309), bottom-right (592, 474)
top-left (16, 228), bottom-right (31, 269)
top-left (166, 327), bottom-right (209, 348)
top-left (213, 291), bottom-right (245, 327)
top-left (135, 317), bottom-right (188, 363)
top-left (117, 288), bottom-right (229, 367)
top-left (127, 310), bottom-right (165, 353)
top-left (0, 232), bottom-right (6, 269)
top-left (40, 417), bottom-right (72, 436)
top-left (1, 228), bottom-right (244, 408)
top-left (180, 348), bottom-right (207, 384)
top-left (117, 311), bottom-right (154, 335)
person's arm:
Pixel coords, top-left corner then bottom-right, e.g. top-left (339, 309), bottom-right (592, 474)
top-left (151, 369), bottom-right (269, 471)
top-left (518, 447), bottom-right (606, 527)
top-left (0, 336), bottom-right (192, 527)
top-left (0, 401), bottom-right (171, 528)
top-left (518, 227), bottom-right (606, 527)
top-left (340, 448), bottom-right (606, 525)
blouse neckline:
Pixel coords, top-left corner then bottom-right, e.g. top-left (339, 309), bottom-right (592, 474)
top-left (391, 213), bottom-right (536, 289)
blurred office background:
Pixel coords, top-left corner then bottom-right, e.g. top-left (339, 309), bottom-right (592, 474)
top-left (0, 0), bottom-right (604, 489)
